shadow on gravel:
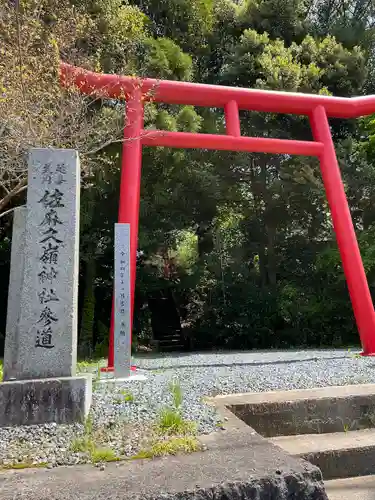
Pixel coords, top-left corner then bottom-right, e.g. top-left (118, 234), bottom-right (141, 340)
top-left (140, 356), bottom-right (352, 371)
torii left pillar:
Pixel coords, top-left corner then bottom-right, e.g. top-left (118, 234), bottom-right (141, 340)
top-left (104, 89), bottom-right (143, 372)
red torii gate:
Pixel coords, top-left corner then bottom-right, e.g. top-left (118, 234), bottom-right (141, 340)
top-left (60, 62), bottom-right (375, 366)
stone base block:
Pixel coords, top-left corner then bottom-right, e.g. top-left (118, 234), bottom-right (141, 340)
top-left (0, 376), bottom-right (92, 427)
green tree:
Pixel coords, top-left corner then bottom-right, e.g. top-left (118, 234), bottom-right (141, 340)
top-left (3, 0), bottom-right (375, 353)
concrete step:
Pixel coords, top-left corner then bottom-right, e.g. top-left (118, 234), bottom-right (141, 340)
top-left (158, 334), bottom-right (182, 340)
top-left (224, 383), bottom-right (375, 437)
top-left (158, 338), bottom-right (183, 344)
top-left (161, 345), bottom-right (184, 351)
top-left (325, 475), bottom-right (375, 500)
top-left (270, 429), bottom-right (375, 480)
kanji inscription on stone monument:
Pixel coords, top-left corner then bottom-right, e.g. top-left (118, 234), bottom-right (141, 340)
top-left (16, 149), bottom-right (80, 379)
top-left (114, 223), bottom-right (131, 377)
top-left (35, 173), bottom-right (66, 350)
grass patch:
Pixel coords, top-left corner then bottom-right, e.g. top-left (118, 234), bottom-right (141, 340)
top-left (0, 359), bottom-right (3, 382)
top-left (70, 436), bottom-right (94, 453)
top-left (170, 381), bottom-right (183, 409)
top-left (133, 436), bottom-right (201, 460)
top-left (113, 390), bottom-right (135, 405)
top-left (347, 348), bottom-right (362, 359)
top-left (69, 376), bottom-right (200, 464)
top-left (70, 437), bottom-right (119, 463)
top-left (69, 414), bottom-right (119, 463)
top-left (0, 461), bottom-right (48, 470)
top-left (155, 380), bottom-right (196, 436)
top-left (91, 448), bottom-right (119, 464)
top-left (157, 407), bottom-right (196, 435)
top-left (119, 389), bottom-right (134, 402)
top-left (84, 414), bottom-right (94, 435)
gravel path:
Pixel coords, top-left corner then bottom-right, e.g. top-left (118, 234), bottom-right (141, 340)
top-left (1, 348), bottom-right (375, 468)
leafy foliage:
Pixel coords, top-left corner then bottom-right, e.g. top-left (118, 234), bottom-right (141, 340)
top-left (2, 0), bottom-right (375, 352)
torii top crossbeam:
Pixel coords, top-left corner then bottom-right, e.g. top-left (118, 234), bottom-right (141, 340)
top-left (60, 62), bottom-right (375, 369)
top-left (61, 62), bottom-right (375, 117)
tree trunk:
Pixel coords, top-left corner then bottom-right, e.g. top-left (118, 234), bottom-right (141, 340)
top-left (79, 256), bottom-right (96, 358)
top-left (258, 246), bottom-right (268, 288)
top-left (266, 223), bottom-right (277, 287)
top-left (248, 156), bottom-right (267, 288)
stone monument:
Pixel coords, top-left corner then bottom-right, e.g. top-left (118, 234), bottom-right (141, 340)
top-left (3, 206), bottom-right (26, 382)
top-left (1, 148), bottom-right (92, 427)
top-left (114, 223), bottom-right (131, 378)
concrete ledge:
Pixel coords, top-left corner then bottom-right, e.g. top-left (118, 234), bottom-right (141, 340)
top-left (209, 384), bottom-right (375, 437)
top-left (209, 385), bottom-right (375, 482)
top-left (325, 475), bottom-right (375, 500)
top-left (0, 404), bottom-right (328, 499)
top-left (0, 376), bottom-right (92, 427)
top-left (302, 445), bottom-right (375, 480)
top-left (210, 383), bottom-right (375, 405)
top-left (271, 429), bottom-right (375, 480)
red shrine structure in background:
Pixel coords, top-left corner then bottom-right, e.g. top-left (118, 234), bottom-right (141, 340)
top-left (60, 62), bottom-right (375, 365)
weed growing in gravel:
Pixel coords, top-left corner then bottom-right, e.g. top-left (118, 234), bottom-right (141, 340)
top-left (337, 416), bottom-right (357, 433)
top-left (0, 461), bottom-right (48, 470)
top-left (91, 448), bottom-right (119, 463)
top-left (156, 380), bottom-right (196, 435)
top-left (92, 377), bottom-right (100, 392)
top-left (347, 349), bottom-right (362, 359)
top-left (70, 416), bottom-right (94, 453)
top-left (157, 408), bottom-right (196, 435)
top-left (365, 410), bottom-right (375, 427)
top-left (85, 414), bottom-right (94, 435)
top-left (113, 389), bottom-right (135, 405)
top-left (133, 436), bottom-right (200, 459)
top-left (120, 389), bottom-right (134, 402)
top-left (77, 360), bottom-right (101, 373)
top-left (150, 436), bottom-right (200, 456)
top-left (0, 359), bottom-right (3, 381)
top-left (69, 414), bottom-right (119, 464)
top-left (70, 435), bottom-right (94, 453)
top-left (170, 381), bottom-right (183, 409)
